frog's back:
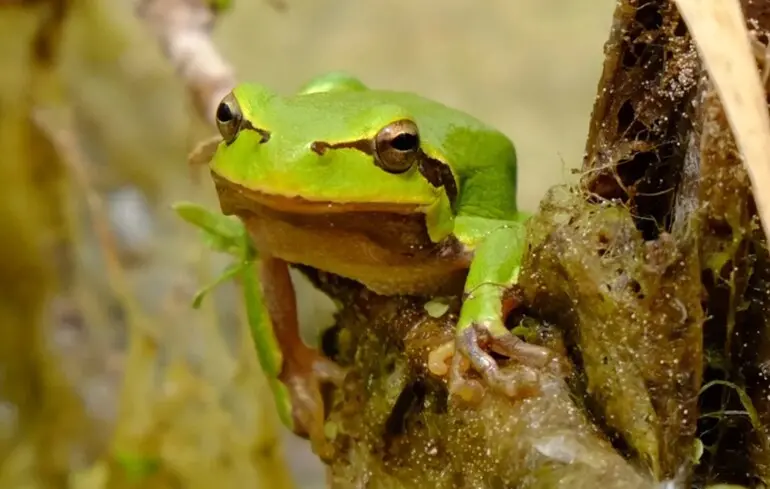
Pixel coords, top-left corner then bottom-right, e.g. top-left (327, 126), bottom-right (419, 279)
top-left (289, 88), bottom-right (521, 220)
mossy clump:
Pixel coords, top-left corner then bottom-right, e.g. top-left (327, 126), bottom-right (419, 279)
top-left (521, 186), bottom-right (703, 480)
top-left (304, 267), bottom-right (653, 489)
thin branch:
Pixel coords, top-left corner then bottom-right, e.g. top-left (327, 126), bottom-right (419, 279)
top-left (133, 0), bottom-right (236, 123)
top-left (675, 0), bottom-right (770, 240)
top-left (32, 107), bottom-right (160, 342)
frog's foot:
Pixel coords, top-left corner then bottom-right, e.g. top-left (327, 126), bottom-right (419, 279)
top-left (282, 354), bottom-right (347, 461)
top-left (259, 256), bottom-right (348, 460)
top-left (437, 325), bottom-right (563, 403)
top-left (312, 355), bottom-right (347, 386)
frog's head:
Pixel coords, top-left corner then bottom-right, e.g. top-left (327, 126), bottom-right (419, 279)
top-left (208, 83), bottom-right (456, 242)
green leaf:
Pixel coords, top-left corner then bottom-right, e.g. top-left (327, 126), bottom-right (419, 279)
top-left (113, 451), bottom-right (160, 482)
top-left (692, 438), bottom-right (704, 465)
top-left (207, 0), bottom-right (232, 12)
top-left (238, 260), bottom-right (283, 377)
top-left (172, 201), bottom-right (245, 255)
top-left (199, 228), bottom-right (243, 255)
top-left (699, 410), bottom-right (750, 420)
top-left (191, 261), bottom-right (247, 308)
top-left (510, 317), bottom-right (539, 342)
top-left (423, 298), bottom-right (450, 318)
top-left (172, 201), bottom-right (243, 240)
top-left (699, 380), bottom-right (760, 431)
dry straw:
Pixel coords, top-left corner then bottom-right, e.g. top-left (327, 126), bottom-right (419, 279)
top-left (674, 0), bottom-right (770, 239)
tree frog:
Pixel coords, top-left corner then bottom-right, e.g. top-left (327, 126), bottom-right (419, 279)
top-left (206, 72), bottom-right (561, 455)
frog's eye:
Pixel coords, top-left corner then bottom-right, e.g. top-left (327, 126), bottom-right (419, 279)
top-left (374, 120), bottom-right (420, 174)
top-left (215, 93), bottom-right (243, 144)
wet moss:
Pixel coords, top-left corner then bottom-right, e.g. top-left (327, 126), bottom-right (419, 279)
top-left (521, 187), bottom-right (703, 480)
top-left (306, 273), bottom-right (653, 489)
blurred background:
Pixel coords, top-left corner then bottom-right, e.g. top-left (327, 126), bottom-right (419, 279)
top-left (0, 0), bottom-right (614, 487)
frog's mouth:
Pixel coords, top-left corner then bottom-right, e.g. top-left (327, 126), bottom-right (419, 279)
top-left (211, 171), bottom-right (426, 216)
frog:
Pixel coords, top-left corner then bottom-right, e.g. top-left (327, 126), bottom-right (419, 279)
top-left (205, 72), bottom-right (562, 457)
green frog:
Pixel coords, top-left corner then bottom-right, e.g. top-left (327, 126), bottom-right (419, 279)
top-left (206, 72), bottom-right (561, 456)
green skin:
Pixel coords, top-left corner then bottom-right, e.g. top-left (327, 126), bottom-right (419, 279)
top-left (208, 72), bottom-right (560, 457)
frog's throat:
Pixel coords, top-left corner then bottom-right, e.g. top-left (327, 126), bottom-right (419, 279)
top-left (211, 171), bottom-right (428, 216)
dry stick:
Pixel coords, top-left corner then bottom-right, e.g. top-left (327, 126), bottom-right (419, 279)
top-left (674, 0), bottom-right (770, 239)
top-left (132, 0), bottom-right (237, 353)
top-left (134, 0), bottom-right (235, 178)
top-left (133, 0), bottom-right (236, 123)
top-left (130, 0), bottom-right (240, 383)
top-left (133, 3), bottom-right (295, 486)
top-left (32, 108), bottom-right (159, 343)
top-left (33, 108), bottom-right (169, 477)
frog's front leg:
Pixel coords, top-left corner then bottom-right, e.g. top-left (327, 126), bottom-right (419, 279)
top-left (259, 256), bottom-right (346, 457)
top-left (441, 224), bottom-right (562, 401)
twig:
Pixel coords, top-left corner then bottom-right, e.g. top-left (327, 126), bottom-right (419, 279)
top-left (133, 0), bottom-right (236, 123)
top-left (131, 2), bottom-right (297, 485)
top-left (674, 0), bottom-right (770, 239)
top-left (31, 107), bottom-right (159, 343)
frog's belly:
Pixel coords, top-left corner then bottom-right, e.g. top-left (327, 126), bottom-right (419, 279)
top-left (238, 207), bottom-right (470, 297)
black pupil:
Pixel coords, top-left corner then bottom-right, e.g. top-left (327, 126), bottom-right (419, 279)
top-left (216, 102), bottom-right (233, 123)
top-left (391, 133), bottom-right (418, 152)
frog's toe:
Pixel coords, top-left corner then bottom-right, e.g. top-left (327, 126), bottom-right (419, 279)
top-left (312, 356), bottom-right (347, 386)
top-left (452, 326), bottom-right (541, 400)
top-left (284, 372), bottom-right (336, 461)
top-left (448, 353), bottom-right (485, 403)
top-left (486, 330), bottom-right (565, 376)
top-left (282, 355), bottom-right (345, 461)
